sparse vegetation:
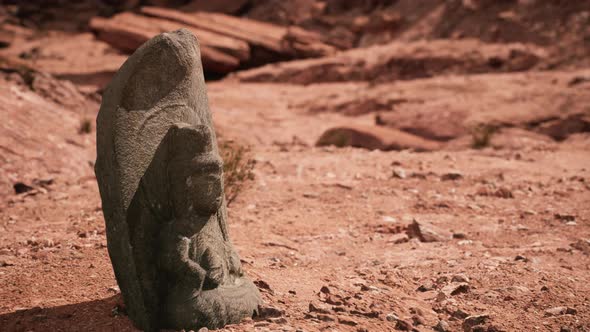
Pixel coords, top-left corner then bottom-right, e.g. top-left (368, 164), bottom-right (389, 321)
top-left (78, 118), bottom-right (93, 134)
top-left (219, 139), bottom-right (255, 206)
top-left (470, 123), bottom-right (497, 149)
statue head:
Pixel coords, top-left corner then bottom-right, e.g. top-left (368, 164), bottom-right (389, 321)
top-left (167, 123), bottom-right (224, 220)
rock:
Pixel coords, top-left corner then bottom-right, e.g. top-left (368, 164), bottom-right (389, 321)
top-left (338, 316), bottom-right (358, 326)
top-left (308, 301), bottom-right (331, 314)
top-left (395, 318), bottom-right (413, 331)
top-left (232, 39), bottom-right (544, 84)
top-left (442, 283), bottom-right (470, 296)
top-left (13, 182), bottom-right (34, 194)
top-left (554, 213), bottom-right (576, 222)
top-left (434, 320), bottom-right (451, 332)
top-left (494, 187), bottom-right (514, 199)
top-left (316, 125), bottom-right (441, 152)
top-left (89, 12), bottom-right (245, 73)
top-left (406, 219), bottom-right (451, 242)
top-left (571, 239), bottom-right (590, 255)
top-left (141, 6), bottom-right (335, 60)
top-left (182, 0), bottom-right (249, 15)
top-left (462, 315), bottom-right (489, 332)
top-left (451, 274), bottom-right (470, 283)
top-left (0, 256), bottom-right (15, 267)
top-left (386, 313), bottom-right (399, 322)
top-left (315, 313), bottom-right (336, 322)
top-left (392, 168), bottom-right (407, 179)
top-left (452, 309), bottom-right (470, 319)
top-left (544, 306), bottom-right (576, 316)
top-left (441, 172), bottom-right (463, 181)
top-left (476, 186), bottom-right (514, 199)
top-left (258, 305), bottom-right (284, 318)
top-left (94, 29), bottom-right (261, 331)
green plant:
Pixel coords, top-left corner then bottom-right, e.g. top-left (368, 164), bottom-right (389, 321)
top-left (470, 124), bottom-right (497, 149)
top-left (219, 140), bottom-right (255, 206)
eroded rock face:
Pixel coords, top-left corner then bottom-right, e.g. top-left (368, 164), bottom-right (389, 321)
top-left (95, 29), bottom-right (261, 331)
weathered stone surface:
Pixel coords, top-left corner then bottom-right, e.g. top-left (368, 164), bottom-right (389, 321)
top-left (141, 6), bottom-right (335, 59)
top-left (89, 13), bottom-right (247, 73)
top-left (231, 39), bottom-right (545, 84)
top-left (95, 29), bottom-right (261, 331)
top-left (316, 125), bottom-right (441, 152)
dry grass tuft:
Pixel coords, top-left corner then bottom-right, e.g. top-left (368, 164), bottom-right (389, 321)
top-left (470, 124), bottom-right (497, 149)
top-left (219, 139), bottom-right (255, 206)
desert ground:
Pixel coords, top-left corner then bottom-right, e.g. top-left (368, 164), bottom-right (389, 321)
top-left (1, 1), bottom-right (589, 331)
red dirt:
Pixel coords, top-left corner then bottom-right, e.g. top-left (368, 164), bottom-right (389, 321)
top-left (1, 1), bottom-right (590, 332)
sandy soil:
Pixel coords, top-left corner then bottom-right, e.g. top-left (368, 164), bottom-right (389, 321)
top-left (1, 2), bottom-right (590, 331)
top-left (1, 76), bottom-right (589, 331)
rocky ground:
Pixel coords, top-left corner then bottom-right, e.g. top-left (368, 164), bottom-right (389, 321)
top-left (1, 1), bottom-right (590, 332)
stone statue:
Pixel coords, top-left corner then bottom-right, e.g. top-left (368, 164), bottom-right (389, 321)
top-left (94, 29), bottom-right (261, 331)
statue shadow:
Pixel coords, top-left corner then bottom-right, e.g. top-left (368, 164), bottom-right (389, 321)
top-left (0, 295), bottom-right (138, 332)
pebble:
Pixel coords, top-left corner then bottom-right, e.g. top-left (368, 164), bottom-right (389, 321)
top-left (386, 313), bottom-right (399, 322)
top-left (451, 274), bottom-right (470, 283)
top-left (441, 282), bottom-right (470, 296)
top-left (338, 316), bottom-right (358, 326)
top-left (462, 314), bottom-right (489, 331)
top-left (406, 219), bottom-right (450, 242)
top-left (393, 168), bottom-right (407, 179)
top-left (441, 172), bottom-right (463, 181)
top-left (434, 320), bottom-right (450, 332)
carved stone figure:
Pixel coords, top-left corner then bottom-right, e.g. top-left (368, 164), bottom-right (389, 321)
top-left (95, 29), bottom-right (261, 331)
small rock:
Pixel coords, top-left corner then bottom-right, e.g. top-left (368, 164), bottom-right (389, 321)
top-left (308, 301), bottom-right (331, 314)
top-left (315, 313), bottom-right (336, 322)
top-left (107, 285), bottom-right (120, 293)
top-left (338, 316), bottom-right (358, 326)
top-left (544, 306), bottom-right (576, 316)
top-left (254, 279), bottom-right (274, 294)
top-left (417, 280), bottom-right (435, 292)
top-left (570, 239), bottom-right (590, 255)
top-left (0, 256), bottom-right (15, 267)
top-left (395, 318), bottom-right (413, 331)
top-left (442, 282), bottom-right (470, 296)
top-left (494, 187), bottom-right (513, 199)
top-left (452, 309), bottom-right (470, 319)
top-left (13, 182), bottom-right (34, 194)
top-left (406, 219), bottom-right (450, 242)
top-left (390, 233), bottom-right (410, 244)
top-left (382, 215), bottom-right (397, 223)
top-left (514, 255), bottom-right (528, 262)
top-left (462, 314), bottom-right (489, 332)
top-left (393, 168), bottom-right (407, 179)
top-left (268, 317), bottom-right (288, 324)
top-left (441, 172), bottom-right (463, 181)
top-left (258, 305), bottom-right (284, 319)
top-left (555, 213), bottom-right (575, 222)
top-left (453, 232), bottom-right (467, 239)
top-left (386, 313), bottom-right (399, 322)
top-left (451, 274), bottom-right (470, 283)
top-left (434, 320), bottom-right (450, 332)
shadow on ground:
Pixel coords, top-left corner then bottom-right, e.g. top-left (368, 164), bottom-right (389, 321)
top-left (0, 294), bottom-right (136, 332)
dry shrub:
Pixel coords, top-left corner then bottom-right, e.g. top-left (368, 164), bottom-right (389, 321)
top-left (79, 117), bottom-right (93, 134)
top-left (470, 124), bottom-right (497, 149)
top-left (219, 139), bottom-right (255, 206)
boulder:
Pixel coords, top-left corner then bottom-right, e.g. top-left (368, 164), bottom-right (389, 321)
top-left (316, 125), bottom-right (441, 152)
